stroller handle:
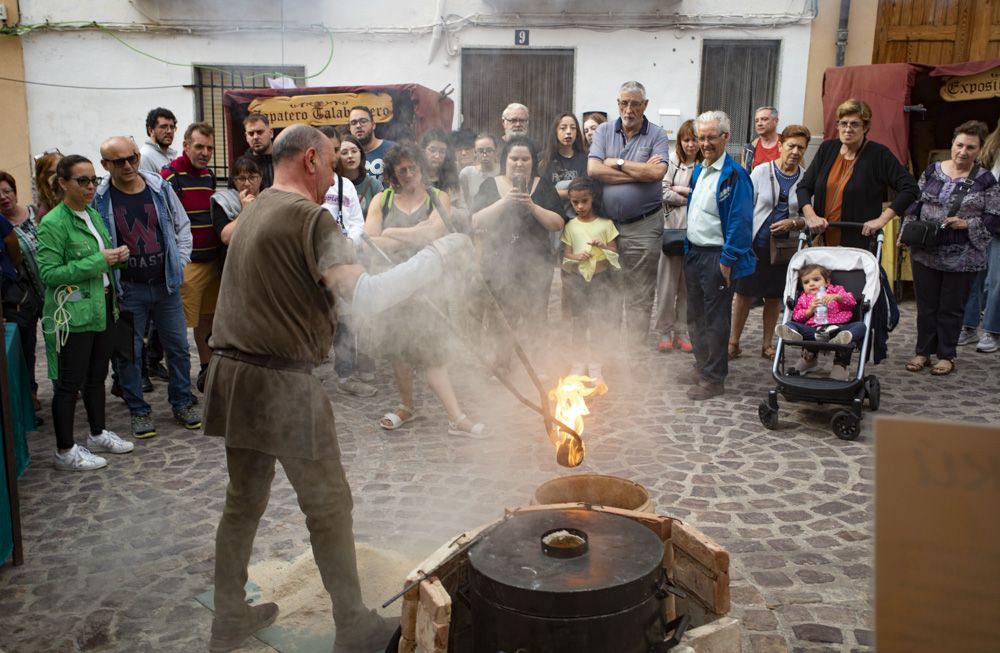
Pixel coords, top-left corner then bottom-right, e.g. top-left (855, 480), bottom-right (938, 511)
top-left (804, 220), bottom-right (885, 243)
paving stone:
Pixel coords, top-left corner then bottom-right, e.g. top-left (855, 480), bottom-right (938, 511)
top-left (2, 300), bottom-right (997, 652)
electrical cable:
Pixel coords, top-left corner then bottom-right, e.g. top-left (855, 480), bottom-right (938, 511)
top-left (0, 20), bottom-right (335, 87)
top-left (40, 285), bottom-right (78, 351)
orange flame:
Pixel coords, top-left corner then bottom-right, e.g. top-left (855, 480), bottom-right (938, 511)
top-left (548, 375), bottom-right (607, 467)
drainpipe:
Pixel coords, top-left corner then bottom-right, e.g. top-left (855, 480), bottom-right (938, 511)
top-left (428, 0), bottom-right (446, 64)
top-left (835, 0), bottom-right (851, 66)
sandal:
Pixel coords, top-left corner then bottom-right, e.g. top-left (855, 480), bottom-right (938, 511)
top-left (447, 413), bottom-right (487, 439)
top-left (761, 347), bottom-right (776, 360)
top-left (379, 405), bottom-right (417, 430)
top-left (905, 355), bottom-right (930, 373)
top-left (930, 359), bottom-right (955, 376)
top-left (728, 342), bottom-right (742, 360)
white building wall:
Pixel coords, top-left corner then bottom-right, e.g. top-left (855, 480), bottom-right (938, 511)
top-left (18, 0), bottom-right (815, 165)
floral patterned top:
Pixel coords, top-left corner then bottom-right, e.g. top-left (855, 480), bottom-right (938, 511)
top-left (902, 162), bottom-right (1000, 272)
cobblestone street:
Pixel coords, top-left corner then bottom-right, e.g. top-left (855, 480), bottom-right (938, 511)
top-left (1, 299), bottom-right (998, 652)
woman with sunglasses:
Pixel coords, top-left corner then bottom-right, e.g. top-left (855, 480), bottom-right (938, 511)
top-left (36, 155), bottom-right (133, 471)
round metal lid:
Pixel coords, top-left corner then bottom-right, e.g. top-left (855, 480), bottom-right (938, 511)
top-left (468, 508), bottom-right (665, 618)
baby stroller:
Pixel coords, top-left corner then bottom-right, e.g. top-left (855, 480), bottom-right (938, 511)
top-left (758, 223), bottom-right (884, 440)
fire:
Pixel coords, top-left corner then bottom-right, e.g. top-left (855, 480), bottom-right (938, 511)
top-left (548, 375), bottom-right (607, 467)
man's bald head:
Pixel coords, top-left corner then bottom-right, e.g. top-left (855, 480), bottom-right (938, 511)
top-left (99, 136), bottom-right (142, 188)
top-left (272, 124), bottom-right (335, 203)
top-left (100, 136), bottom-right (138, 160)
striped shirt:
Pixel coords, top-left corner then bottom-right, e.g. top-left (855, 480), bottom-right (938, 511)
top-left (162, 152), bottom-right (219, 262)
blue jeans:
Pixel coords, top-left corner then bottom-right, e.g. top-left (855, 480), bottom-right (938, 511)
top-left (332, 317), bottom-right (373, 380)
top-left (786, 320), bottom-right (867, 365)
top-left (962, 238), bottom-right (1000, 334)
top-left (117, 282), bottom-right (193, 414)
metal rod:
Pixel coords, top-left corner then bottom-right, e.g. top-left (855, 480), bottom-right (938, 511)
top-left (358, 230), bottom-right (583, 445)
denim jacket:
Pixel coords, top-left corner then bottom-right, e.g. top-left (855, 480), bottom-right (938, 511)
top-left (92, 170), bottom-right (192, 295)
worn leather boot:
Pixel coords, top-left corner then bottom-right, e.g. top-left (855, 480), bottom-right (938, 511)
top-left (208, 602), bottom-right (279, 653)
top-left (333, 612), bottom-right (399, 653)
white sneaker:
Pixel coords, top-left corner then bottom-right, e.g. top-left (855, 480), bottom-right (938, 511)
top-left (830, 330), bottom-right (853, 346)
top-left (775, 324), bottom-right (802, 342)
top-left (53, 445), bottom-right (108, 471)
top-left (976, 332), bottom-right (998, 353)
top-left (86, 429), bottom-right (135, 454)
top-left (829, 364), bottom-right (850, 382)
top-left (957, 328), bottom-right (978, 346)
top-left (356, 372), bottom-right (376, 383)
top-left (792, 354), bottom-right (818, 374)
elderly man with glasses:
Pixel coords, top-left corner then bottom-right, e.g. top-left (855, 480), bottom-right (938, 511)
top-left (587, 81), bottom-right (671, 353)
top-left (501, 103), bottom-right (530, 141)
top-left (678, 110), bottom-right (755, 400)
top-left (93, 136), bottom-right (200, 438)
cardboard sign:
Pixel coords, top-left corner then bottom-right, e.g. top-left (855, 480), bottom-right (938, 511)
top-left (247, 92), bottom-right (395, 127)
top-left (939, 66), bottom-right (1000, 102)
top-left (875, 417), bottom-right (1000, 652)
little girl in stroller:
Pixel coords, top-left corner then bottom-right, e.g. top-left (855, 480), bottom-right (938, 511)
top-left (775, 263), bottom-right (867, 381)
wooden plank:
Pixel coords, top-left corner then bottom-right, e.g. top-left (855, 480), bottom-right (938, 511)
top-left (671, 520), bottom-right (730, 574)
top-left (886, 25), bottom-right (958, 41)
top-left (955, 0), bottom-right (974, 59)
top-left (968, 0), bottom-right (995, 60)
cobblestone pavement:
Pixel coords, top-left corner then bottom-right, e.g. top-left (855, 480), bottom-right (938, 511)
top-left (1, 298), bottom-right (998, 652)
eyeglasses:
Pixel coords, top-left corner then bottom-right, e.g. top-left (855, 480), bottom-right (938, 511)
top-left (72, 176), bottom-right (102, 187)
top-left (105, 153), bottom-right (139, 168)
top-left (349, 118), bottom-right (371, 126)
top-left (154, 123), bottom-right (177, 131)
top-left (32, 148), bottom-right (62, 163)
top-left (425, 147), bottom-right (447, 156)
top-left (837, 120), bottom-right (864, 130)
top-left (503, 117), bottom-right (528, 124)
top-left (475, 148), bottom-right (496, 155)
top-left (697, 133), bottom-right (726, 143)
top-left (394, 165), bottom-right (420, 177)
top-left (233, 174), bottom-right (261, 184)
top-left (0, 187), bottom-right (14, 196)
top-left (617, 100), bottom-right (646, 109)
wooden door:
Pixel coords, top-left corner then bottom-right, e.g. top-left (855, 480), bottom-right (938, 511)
top-left (460, 49), bottom-right (575, 145)
top-left (874, 0), bottom-right (1000, 64)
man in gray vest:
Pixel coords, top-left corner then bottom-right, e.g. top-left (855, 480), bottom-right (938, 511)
top-left (587, 81), bottom-right (671, 352)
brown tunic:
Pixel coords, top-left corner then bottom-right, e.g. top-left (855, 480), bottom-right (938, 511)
top-left (203, 189), bottom-right (356, 459)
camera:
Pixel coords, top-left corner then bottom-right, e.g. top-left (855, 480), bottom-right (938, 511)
top-left (512, 174), bottom-right (528, 193)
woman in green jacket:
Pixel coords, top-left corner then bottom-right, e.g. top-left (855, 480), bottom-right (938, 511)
top-left (37, 155), bottom-right (133, 471)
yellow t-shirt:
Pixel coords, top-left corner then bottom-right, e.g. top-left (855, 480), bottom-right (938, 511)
top-left (561, 217), bottom-right (621, 281)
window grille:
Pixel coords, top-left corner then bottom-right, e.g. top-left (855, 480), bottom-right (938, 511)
top-left (192, 64), bottom-right (305, 181)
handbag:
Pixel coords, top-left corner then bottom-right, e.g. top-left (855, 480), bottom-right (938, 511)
top-left (661, 229), bottom-right (686, 256)
top-left (901, 163), bottom-right (979, 248)
top-left (769, 231), bottom-right (800, 264)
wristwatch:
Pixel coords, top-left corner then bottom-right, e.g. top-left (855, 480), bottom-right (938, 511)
top-left (616, 158), bottom-right (625, 171)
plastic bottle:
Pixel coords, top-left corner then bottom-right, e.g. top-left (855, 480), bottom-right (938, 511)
top-left (814, 287), bottom-right (828, 325)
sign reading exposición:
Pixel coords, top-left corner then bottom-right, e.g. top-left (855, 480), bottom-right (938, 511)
top-left (940, 66), bottom-right (1000, 102)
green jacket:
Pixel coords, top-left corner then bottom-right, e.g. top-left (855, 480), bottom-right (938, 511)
top-left (36, 202), bottom-right (121, 378)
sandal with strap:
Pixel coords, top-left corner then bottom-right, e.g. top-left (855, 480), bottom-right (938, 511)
top-left (728, 342), bottom-right (742, 360)
top-left (447, 413), bottom-right (487, 439)
top-left (905, 355), bottom-right (930, 373)
top-left (379, 405), bottom-right (417, 430)
top-left (761, 346), bottom-right (776, 360)
top-left (930, 359), bottom-right (955, 376)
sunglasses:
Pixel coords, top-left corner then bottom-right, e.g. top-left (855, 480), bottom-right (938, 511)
top-left (32, 148), bottom-right (63, 163)
top-left (72, 176), bottom-right (102, 187)
top-left (105, 153), bottom-right (139, 168)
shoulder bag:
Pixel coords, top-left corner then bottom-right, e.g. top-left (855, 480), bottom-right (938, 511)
top-left (767, 162), bottom-right (801, 264)
top-left (900, 164), bottom-right (978, 248)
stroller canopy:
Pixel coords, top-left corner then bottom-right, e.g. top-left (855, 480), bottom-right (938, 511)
top-left (784, 246), bottom-right (882, 306)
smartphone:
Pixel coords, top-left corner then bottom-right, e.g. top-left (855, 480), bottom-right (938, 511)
top-left (512, 174), bottom-right (528, 193)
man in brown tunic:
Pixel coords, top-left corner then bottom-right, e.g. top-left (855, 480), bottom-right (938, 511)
top-left (203, 124), bottom-right (470, 653)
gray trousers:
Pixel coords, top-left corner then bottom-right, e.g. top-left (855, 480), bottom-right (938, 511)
top-left (684, 246), bottom-right (735, 384)
top-left (617, 211), bottom-right (664, 349)
top-left (213, 446), bottom-right (369, 630)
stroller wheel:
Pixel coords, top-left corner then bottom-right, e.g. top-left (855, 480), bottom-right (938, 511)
top-left (864, 376), bottom-right (881, 411)
top-left (758, 402), bottom-right (779, 430)
top-left (831, 410), bottom-right (861, 440)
